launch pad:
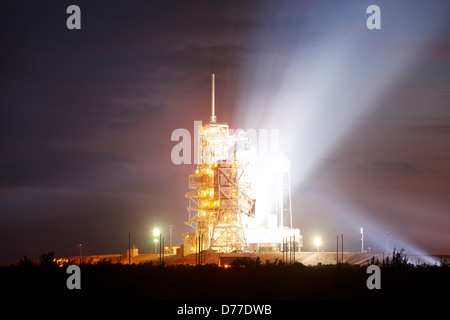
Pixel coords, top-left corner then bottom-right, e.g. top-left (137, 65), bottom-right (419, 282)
top-left (183, 75), bottom-right (302, 255)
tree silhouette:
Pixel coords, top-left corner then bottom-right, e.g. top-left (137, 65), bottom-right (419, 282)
top-left (39, 251), bottom-right (57, 268)
top-left (19, 255), bottom-right (34, 267)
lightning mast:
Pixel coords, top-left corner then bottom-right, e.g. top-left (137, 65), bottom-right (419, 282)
top-left (210, 74), bottom-right (216, 123)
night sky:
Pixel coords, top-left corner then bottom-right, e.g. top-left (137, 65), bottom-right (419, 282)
top-left (1, 0), bottom-right (449, 262)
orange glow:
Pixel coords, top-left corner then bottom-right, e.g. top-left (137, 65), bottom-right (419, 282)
top-left (53, 258), bottom-right (69, 267)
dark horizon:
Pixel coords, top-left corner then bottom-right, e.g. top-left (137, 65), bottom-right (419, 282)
top-left (1, 1), bottom-right (450, 262)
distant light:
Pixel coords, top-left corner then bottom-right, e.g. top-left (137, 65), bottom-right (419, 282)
top-left (314, 236), bottom-right (321, 247)
top-left (153, 239), bottom-right (159, 243)
top-left (314, 236), bottom-right (321, 253)
top-left (153, 228), bottom-right (160, 237)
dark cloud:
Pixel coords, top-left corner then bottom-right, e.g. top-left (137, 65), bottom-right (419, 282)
top-left (420, 35), bottom-right (450, 60)
top-left (1, 0), bottom-right (449, 261)
top-left (0, 143), bottom-right (137, 190)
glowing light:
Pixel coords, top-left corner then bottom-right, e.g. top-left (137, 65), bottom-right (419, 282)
top-left (270, 154), bottom-right (291, 172)
top-left (314, 236), bottom-right (321, 246)
top-left (53, 258), bottom-right (69, 267)
top-left (227, 1), bottom-right (449, 261)
top-left (153, 228), bottom-right (160, 237)
top-left (314, 236), bottom-right (321, 252)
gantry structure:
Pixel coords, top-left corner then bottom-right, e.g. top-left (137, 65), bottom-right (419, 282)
top-left (184, 74), bottom-right (255, 253)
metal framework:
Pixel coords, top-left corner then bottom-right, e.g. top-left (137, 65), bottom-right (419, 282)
top-left (183, 74), bottom-right (302, 255)
top-left (185, 75), bottom-right (255, 253)
top-left (185, 123), bottom-right (255, 253)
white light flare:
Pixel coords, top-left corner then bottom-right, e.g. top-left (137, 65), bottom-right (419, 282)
top-left (232, 1), bottom-right (448, 258)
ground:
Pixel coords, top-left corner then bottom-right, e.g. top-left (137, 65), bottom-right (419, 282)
top-left (1, 252), bottom-right (448, 301)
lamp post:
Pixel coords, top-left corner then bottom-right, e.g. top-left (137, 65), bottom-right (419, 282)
top-left (169, 224), bottom-right (173, 250)
top-left (360, 227), bottom-right (364, 254)
top-left (78, 243), bottom-right (82, 265)
top-left (153, 228), bottom-right (160, 254)
top-left (153, 238), bottom-right (158, 254)
top-left (153, 228), bottom-right (162, 264)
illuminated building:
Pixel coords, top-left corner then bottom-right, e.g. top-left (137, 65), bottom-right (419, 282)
top-left (184, 74), bottom-right (302, 254)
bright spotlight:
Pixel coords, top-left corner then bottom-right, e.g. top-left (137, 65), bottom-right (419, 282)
top-left (270, 154), bottom-right (291, 172)
top-left (314, 236), bottom-right (321, 252)
top-left (314, 236), bottom-right (321, 246)
top-left (153, 228), bottom-right (160, 237)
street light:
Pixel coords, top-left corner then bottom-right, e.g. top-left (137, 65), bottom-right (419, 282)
top-left (153, 228), bottom-right (163, 264)
top-left (314, 236), bottom-right (321, 253)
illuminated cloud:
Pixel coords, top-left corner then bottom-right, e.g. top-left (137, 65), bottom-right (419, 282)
top-left (0, 1), bottom-right (449, 261)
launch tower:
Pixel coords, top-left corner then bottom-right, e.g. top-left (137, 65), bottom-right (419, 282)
top-left (183, 74), bottom-right (302, 256)
top-left (184, 74), bottom-right (256, 253)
